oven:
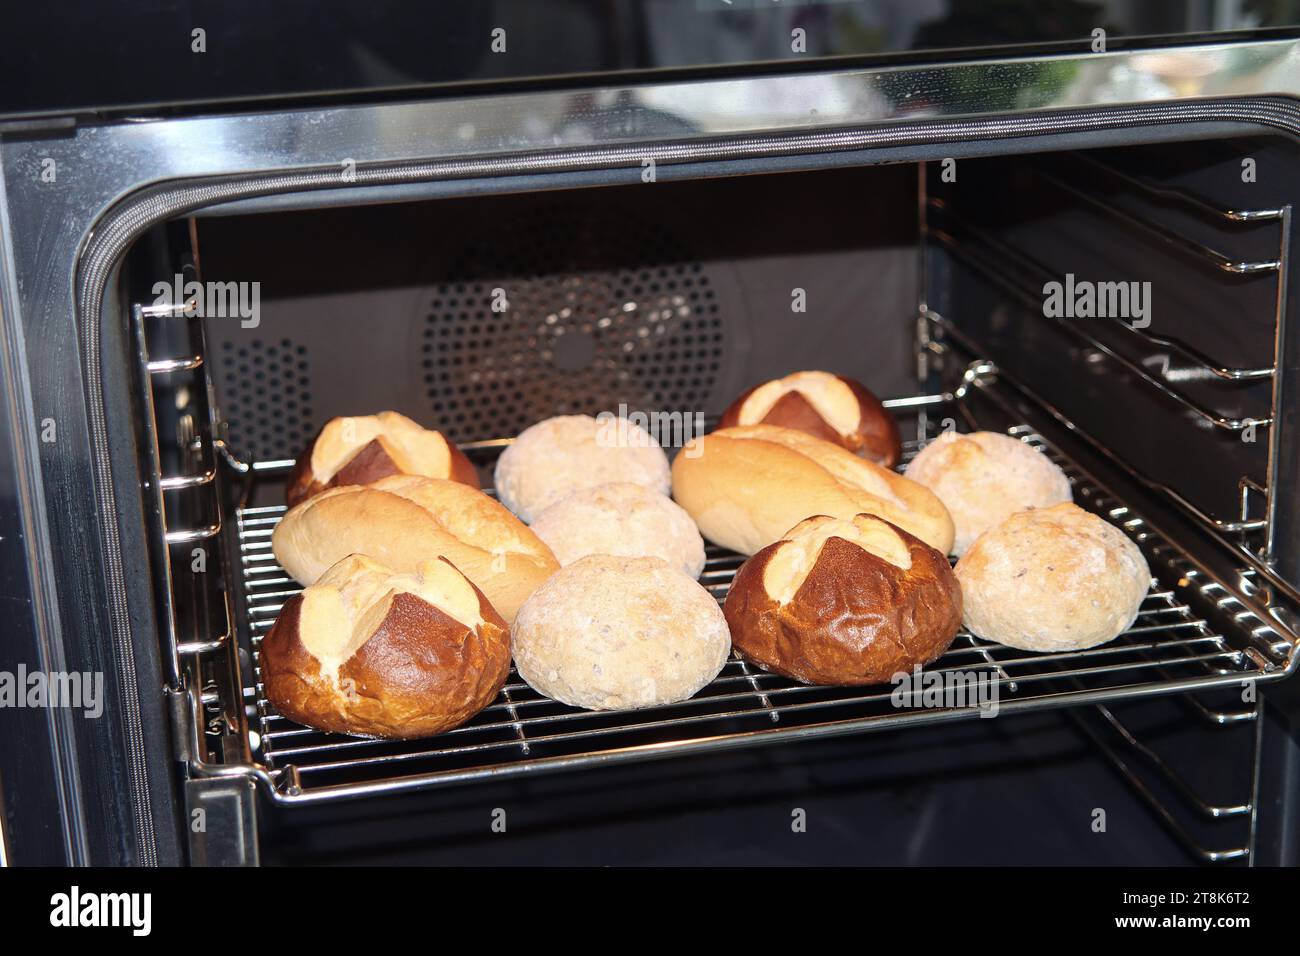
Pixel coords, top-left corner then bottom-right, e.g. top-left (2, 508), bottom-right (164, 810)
top-left (2, 13), bottom-right (1299, 868)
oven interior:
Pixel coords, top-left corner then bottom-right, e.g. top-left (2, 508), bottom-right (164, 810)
top-left (120, 133), bottom-right (1300, 865)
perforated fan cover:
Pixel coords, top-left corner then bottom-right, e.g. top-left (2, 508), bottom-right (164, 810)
top-left (420, 204), bottom-right (727, 441)
top-left (217, 339), bottom-right (315, 460)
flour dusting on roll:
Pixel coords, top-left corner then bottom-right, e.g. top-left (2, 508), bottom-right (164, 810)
top-left (955, 502), bottom-right (1151, 652)
top-left (512, 555), bottom-right (730, 710)
top-left (904, 430), bottom-right (1072, 556)
top-left (530, 482), bottom-right (706, 578)
top-left (494, 414), bottom-right (671, 523)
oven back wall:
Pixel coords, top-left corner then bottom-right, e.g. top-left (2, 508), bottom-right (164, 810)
top-left (196, 166), bottom-right (918, 463)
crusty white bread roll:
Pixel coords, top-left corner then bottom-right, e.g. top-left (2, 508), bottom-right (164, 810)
top-left (903, 430), bottom-right (1072, 556)
top-left (494, 414), bottom-right (671, 523)
top-left (261, 554), bottom-right (510, 739)
top-left (271, 475), bottom-right (559, 623)
top-left (671, 424), bottom-right (954, 556)
top-left (724, 514), bottom-right (961, 685)
top-left (286, 410), bottom-right (478, 507)
top-left (529, 482), bottom-right (707, 578)
top-left (955, 503), bottom-right (1151, 652)
top-left (719, 371), bottom-right (903, 466)
top-left (512, 555), bottom-right (730, 710)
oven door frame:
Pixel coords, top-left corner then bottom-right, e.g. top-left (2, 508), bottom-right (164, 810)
top-left (2, 39), bottom-right (1299, 865)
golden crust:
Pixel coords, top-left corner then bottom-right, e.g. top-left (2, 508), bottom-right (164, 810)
top-left (271, 476), bottom-right (559, 623)
top-left (671, 424), bottom-right (954, 556)
top-left (262, 557), bottom-right (510, 739)
top-left (718, 372), bottom-right (902, 467)
top-left (286, 411), bottom-right (479, 508)
top-left (723, 517), bottom-right (961, 685)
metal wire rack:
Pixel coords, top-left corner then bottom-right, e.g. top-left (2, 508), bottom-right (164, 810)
top-left (232, 420), bottom-right (1277, 804)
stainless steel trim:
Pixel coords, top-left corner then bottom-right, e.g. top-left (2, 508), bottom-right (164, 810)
top-left (1263, 205), bottom-right (1293, 564)
top-left (158, 469), bottom-right (215, 491)
top-left (21, 39), bottom-right (1300, 204)
top-left (146, 355), bottom-right (203, 374)
top-left (10, 37), bottom-right (1292, 857)
top-left (130, 304), bottom-right (184, 700)
top-left (1094, 704), bottom-right (1250, 819)
top-left (164, 521), bottom-right (221, 545)
top-left (1066, 707), bottom-right (1251, 863)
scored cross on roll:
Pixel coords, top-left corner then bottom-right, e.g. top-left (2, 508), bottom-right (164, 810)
top-left (286, 410), bottom-right (479, 508)
top-left (723, 513), bottom-right (962, 686)
top-left (718, 370), bottom-right (903, 467)
top-left (261, 554), bottom-right (511, 739)
top-left (671, 424), bottom-right (955, 557)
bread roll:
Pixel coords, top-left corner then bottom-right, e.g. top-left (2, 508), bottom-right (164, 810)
top-left (271, 475), bottom-right (559, 623)
top-left (512, 555), bottom-right (730, 710)
top-left (724, 514), bottom-right (961, 685)
top-left (262, 554), bottom-right (510, 739)
top-left (287, 411), bottom-right (478, 507)
top-left (530, 482), bottom-right (706, 578)
top-left (671, 424), bottom-right (954, 556)
top-left (719, 371), bottom-right (902, 466)
top-left (954, 503), bottom-right (1151, 652)
top-left (494, 415), bottom-right (671, 523)
top-left (903, 431), bottom-right (1072, 556)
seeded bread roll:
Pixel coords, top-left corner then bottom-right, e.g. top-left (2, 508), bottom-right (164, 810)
top-left (724, 514), bottom-right (961, 685)
top-left (719, 371), bottom-right (902, 466)
top-left (287, 410), bottom-right (478, 507)
top-left (955, 503), bottom-right (1151, 652)
top-left (271, 475), bottom-right (559, 623)
top-left (512, 555), bottom-right (731, 711)
top-left (903, 430), bottom-right (1072, 556)
top-left (262, 554), bottom-right (510, 739)
top-left (494, 415), bottom-right (671, 523)
top-left (671, 424), bottom-right (954, 556)
top-left (529, 482), bottom-right (707, 578)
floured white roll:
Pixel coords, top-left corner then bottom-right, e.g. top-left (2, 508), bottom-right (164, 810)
top-left (904, 430), bottom-right (1072, 556)
top-left (529, 482), bottom-right (706, 578)
top-left (494, 415), bottom-right (671, 523)
top-left (955, 503), bottom-right (1151, 652)
top-left (512, 555), bottom-right (731, 710)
